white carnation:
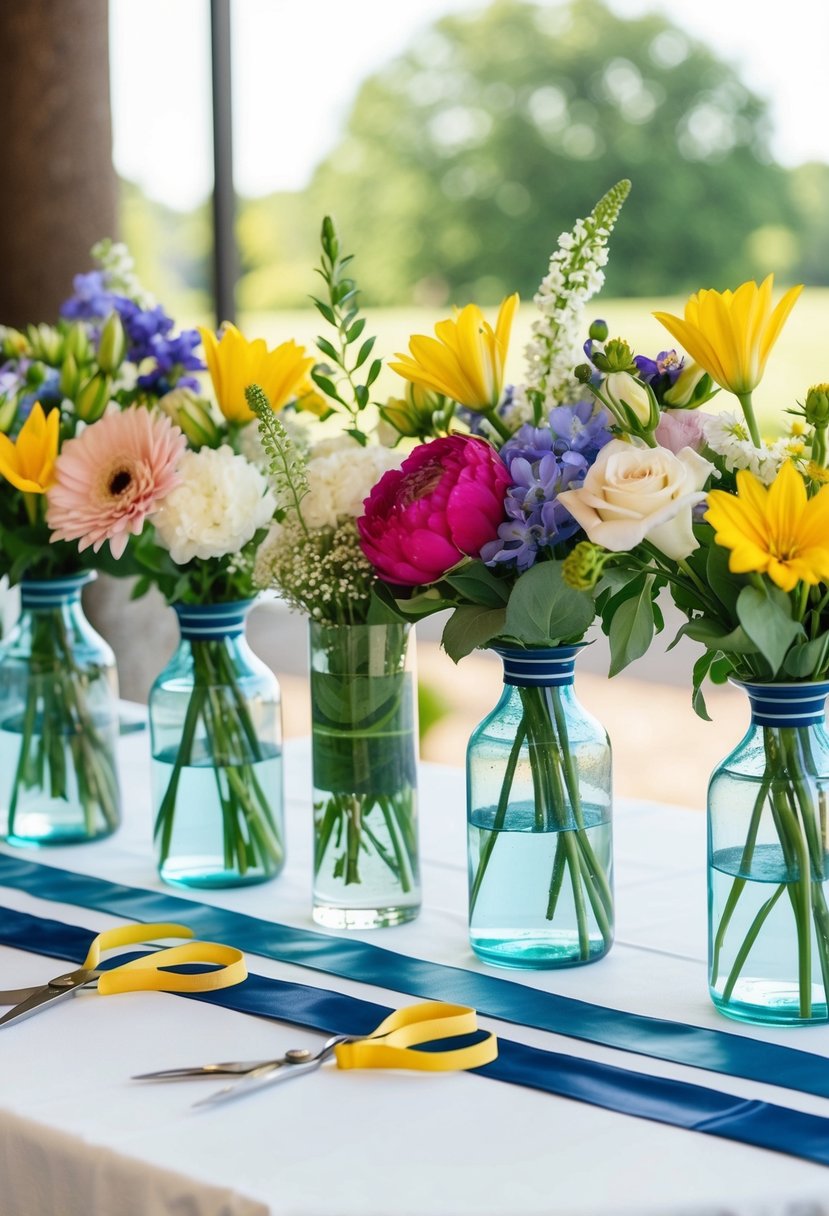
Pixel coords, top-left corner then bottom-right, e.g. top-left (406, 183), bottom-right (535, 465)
top-left (154, 445), bottom-right (276, 564)
top-left (301, 441), bottom-right (403, 530)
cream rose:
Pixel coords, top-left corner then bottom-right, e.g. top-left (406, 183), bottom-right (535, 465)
top-left (603, 371), bottom-right (653, 427)
top-left (557, 438), bottom-right (713, 560)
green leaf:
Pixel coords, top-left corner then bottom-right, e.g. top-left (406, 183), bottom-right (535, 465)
top-left (345, 427), bottom-right (368, 447)
top-left (608, 575), bottom-right (655, 677)
top-left (442, 605), bottom-right (507, 662)
top-left (674, 618), bottom-right (759, 655)
top-left (315, 336), bottom-right (340, 363)
top-left (705, 537), bottom-right (740, 614)
top-left (310, 296), bottom-right (336, 326)
top-left (346, 318), bottom-right (366, 343)
top-left (354, 337), bottom-right (376, 369)
top-left (784, 633), bottom-right (829, 678)
top-left (504, 561), bottom-right (594, 646)
top-left (443, 560), bottom-right (510, 607)
top-left (736, 585), bottom-right (804, 677)
top-left (366, 359), bottom-right (383, 387)
top-left (354, 384), bottom-right (369, 409)
top-left (366, 586), bottom-right (406, 624)
top-left (311, 370), bottom-right (346, 404)
top-left (691, 650), bottom-right (716, 721)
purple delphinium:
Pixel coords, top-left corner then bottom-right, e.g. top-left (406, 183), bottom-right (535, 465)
top-left (61, 272), bottom-right (204, 394)
top-left (481, 402), bottom-right (613, 572)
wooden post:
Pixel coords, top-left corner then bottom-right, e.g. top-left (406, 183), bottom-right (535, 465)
top-left (0, 0), bottom-right (117, 325)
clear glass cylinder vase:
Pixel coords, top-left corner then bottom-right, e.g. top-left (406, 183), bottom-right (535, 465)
top-left (708, 680), bottom-right (829, 1025)
top-left (309, 621), bottom-right (421, 929)
top-left (148, 600), bottom-right (285, 889)
top-left (467, 646), bottom-right (613, 969)
top-left (0, 573), bottom-right (121, 845)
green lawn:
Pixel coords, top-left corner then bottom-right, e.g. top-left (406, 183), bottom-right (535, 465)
top-left (240, 288), bottom-right (829, 436)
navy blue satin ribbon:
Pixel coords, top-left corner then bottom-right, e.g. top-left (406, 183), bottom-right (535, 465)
top-left (4, 904), bottom-right (829, 1169)
top-left (2, 853), bottom-right (829, 1101)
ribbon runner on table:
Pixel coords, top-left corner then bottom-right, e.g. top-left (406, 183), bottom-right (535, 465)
top-left (4, 904), bottom-right (829, 1169)
top-left (1, 853), bottom-right (828, 1099)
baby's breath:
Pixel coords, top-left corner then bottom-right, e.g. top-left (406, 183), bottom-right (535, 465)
top-left (255, 517), bottom-right (375, 625)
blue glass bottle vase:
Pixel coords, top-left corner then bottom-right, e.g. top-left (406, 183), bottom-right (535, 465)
top-left (0, 573), bottom-right (121, 845)
top-left (708, 680), bottom-right (829, 1026)
top-left (149, 600), bottom-right (285, 888)
top-left (467, 646), bottom-right (613, 969)
top-left (309, 621), bottom-right (421, 929)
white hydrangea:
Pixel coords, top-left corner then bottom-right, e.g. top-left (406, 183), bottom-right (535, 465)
top-left (154, 445), bottom-right (276, 564)
top-left (300, 440), bottom-right (403, 530)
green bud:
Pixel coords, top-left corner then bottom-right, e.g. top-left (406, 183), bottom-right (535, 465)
top-left (663, 362), bottom-right (714, 409)
top-left (574, 363), bottom-right (594, 384)
top-left (379, 383), bottom-right (442, 439)
top-left (562, 541), bottom-right (612, 592)
top-left (26, 323), bottom-right (64, 365)
top-left (0, 326), bottom-right (30, 359)
top-left (592, 337), bottom-right (637, 375)
top-left (97, 312), bottom-right (127, 374)
top-left (157, 387), bottom-right (221, 448)
top-left (805, 384), bottom-right (829, 427)
top-left (60, 354), bottom-right (80, 400)
top-left (75, 372), bottom-right (111, 423)
top-left (588, 318), bottom-right (609, 342)
top-left (0, 395), bottom-right (17, 434)
top-left (63, 322), bottom-right (93, 366)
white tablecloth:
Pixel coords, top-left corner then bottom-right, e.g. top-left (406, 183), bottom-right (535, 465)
top-left (1, 730), bottom-right (829, 1216)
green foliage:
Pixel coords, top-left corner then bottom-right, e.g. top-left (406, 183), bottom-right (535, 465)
top-left (443, 605), bottom-right (508, 662)
top-left (607, 573), bottom-right (656, 677)
top-left (503, 561), bottom-right (595, 646)
top-left (310, 217), bottom-right (383, 442)
top-left (248, 384), bottom-right (309, 521)
top-left (736, 585), bottom-right (804, 677)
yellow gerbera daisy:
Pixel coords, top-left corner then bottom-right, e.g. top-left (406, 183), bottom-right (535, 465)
top-left (705, 460), bottom-right (829, 592)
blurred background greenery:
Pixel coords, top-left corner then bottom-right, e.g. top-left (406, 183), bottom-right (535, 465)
top-left (118, 0), bottom-right (829, 324)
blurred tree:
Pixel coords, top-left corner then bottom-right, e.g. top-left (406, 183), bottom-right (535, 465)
top-left (789, 163), bottom-right (829, 286)
top-left (307, 0), bottom-right (795, 304)
top-left (0, 0), bottom-right (117, 323)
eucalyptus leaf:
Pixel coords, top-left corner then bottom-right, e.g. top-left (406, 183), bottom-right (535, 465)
top-left (608, 575), bottom-right (655, 677)
top-left (442, 605), bottom-right (508, 662)
top-left (504, 561), bottom-right (594, 646)
top-left (736, 585), bottom-right (803, 677)
top-left (676, 618), bottom-right (759, 655)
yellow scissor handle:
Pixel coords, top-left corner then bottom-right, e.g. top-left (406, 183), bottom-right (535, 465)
top-left (81, 923), bottom-right (247, 995)
top-left (333, 1001), bottom-right (498, 1073)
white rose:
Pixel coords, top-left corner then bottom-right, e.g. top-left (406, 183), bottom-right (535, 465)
top-left (603, 371), bottom-right (653, 426)
top-left (558, 438), bottom-right (714, 560)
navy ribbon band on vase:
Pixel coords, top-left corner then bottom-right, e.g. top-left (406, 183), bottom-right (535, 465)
top-left (741, 680), bottom-right (829, 728)
top-left (495, 645), bottom-right (580, 687)
top-left (4, 903), bottom-right (829, 1170)
top-left (3, 853), bottom-right (829, 1103)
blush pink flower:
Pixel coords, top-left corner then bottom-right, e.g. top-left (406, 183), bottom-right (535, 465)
top-left (655, 408), bottom-right (715, 456)
top-left (47, 407), bottom-right (186, 558)
top-left (357, 434), bottom-right (511, 586)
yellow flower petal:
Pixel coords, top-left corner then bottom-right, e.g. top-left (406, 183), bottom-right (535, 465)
top-left (654, 276), bottom-right (802, 396)
top-left (199, 324), bottom-right (312, 422)
top-left (0, 403), bottom-right (59, 494)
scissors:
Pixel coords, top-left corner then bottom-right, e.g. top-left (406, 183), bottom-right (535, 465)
top-left (133, 1000), bottom-right (498, 1109)
top-left (0, 922), bottom-right (247, 1029)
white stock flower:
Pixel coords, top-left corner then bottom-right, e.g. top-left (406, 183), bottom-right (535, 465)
top-left (153, 445), bottom-right (276, 564)
top-left (703, 412), bottom-right (803, 486)
top-left (558, 438), bottom-right (714, 560)
top-left (300, 441), bottom-right (403, 530)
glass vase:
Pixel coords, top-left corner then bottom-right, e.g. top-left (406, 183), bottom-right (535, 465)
top-left (467, 646), bottom-right (613, 969)
top-left (0, 573), bottom-right (121, 845)
top-left (309, 621), bottom-right (421, 929)
top-left (149, 600), bottom-right (285, 889)
top-left (708, 680), bottom-right (829, 1026)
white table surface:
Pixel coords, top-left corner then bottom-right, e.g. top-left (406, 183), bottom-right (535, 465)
top-left (1, 729), bottom-right (829, 1216)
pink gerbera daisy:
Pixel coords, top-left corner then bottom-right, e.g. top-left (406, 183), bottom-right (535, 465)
top-left (47, 407), bottom-right (186, 559)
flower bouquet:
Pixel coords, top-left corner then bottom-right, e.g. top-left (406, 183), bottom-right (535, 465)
top-left (5, 242), bottom-right (298, 882)
top-left (0, 239), bottom-right (194, 844)
top-left (352, 182), bottom-right (633, 966)
top-left (252, 218), bottom-right (421, 928)
top-left (563, 269), bottom-right (829, 1023)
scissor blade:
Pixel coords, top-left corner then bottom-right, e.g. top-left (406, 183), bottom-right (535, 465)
top-left (193, 1059), bottom-right (322, 1110)
top-left (0, 985), bottom-right (42, 1005)
top-left (133, 1061), bottom-right (274, 1081)
top-left (0, 970), bottom-right (91, 1029)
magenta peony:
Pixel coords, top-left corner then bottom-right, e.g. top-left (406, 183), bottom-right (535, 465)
top-left (357, 434), bottom-right (510, 586)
